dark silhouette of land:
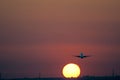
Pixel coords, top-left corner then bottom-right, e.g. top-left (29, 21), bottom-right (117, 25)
top-left (1, 76), bottom-right (120, 80)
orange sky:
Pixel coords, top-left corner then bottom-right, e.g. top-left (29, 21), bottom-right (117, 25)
top-left (0, 0), bottom-right (120, 78)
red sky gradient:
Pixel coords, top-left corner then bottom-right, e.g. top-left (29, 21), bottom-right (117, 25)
top-left (0, 0), bottom-right (120, 78)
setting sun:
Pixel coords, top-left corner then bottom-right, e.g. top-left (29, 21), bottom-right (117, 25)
top-left (62, 63), bottom-right (81, 78)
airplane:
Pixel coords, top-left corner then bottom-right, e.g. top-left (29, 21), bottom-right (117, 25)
top-left (74, 52), bottom-right (91, 59)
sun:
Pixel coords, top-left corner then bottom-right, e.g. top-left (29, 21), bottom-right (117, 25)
top-left (62, 63), bottom-right (81, 78)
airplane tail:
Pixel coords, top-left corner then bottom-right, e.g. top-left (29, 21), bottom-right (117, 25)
top-left (80, 52), bottom-right (83, 56)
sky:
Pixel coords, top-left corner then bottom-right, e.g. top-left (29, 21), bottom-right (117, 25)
top-left (0, 0), bottom-right (120, 78)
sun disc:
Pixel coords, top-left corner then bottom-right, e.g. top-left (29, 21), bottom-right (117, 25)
top-left (62, 63), bottom-right (81, 78)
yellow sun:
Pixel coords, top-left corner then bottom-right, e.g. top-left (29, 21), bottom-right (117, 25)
top-left (62, 63), bottom-right (81, 78)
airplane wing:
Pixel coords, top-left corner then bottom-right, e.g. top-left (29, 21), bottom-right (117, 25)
top-left (74, 56), bottom-right (80, 57)
top-left (83, 55), bottom-right (91, 57)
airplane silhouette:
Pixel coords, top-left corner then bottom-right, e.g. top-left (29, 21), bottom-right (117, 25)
top-left (75, 52), bottom-right (91, 59)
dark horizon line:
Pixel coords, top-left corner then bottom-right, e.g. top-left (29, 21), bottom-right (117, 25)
top-left (1, 75), bottom-right (120, 80)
